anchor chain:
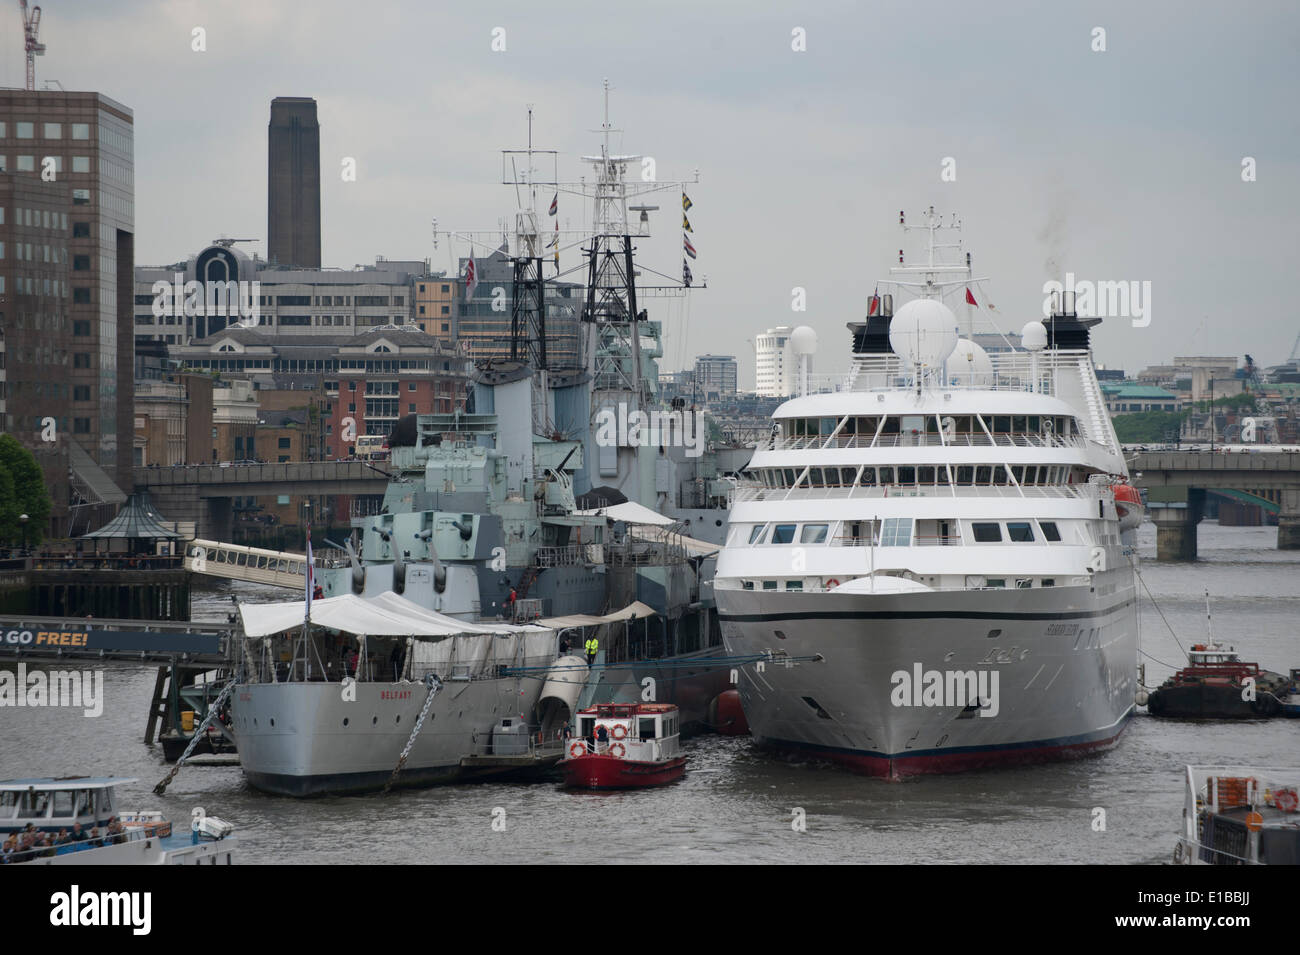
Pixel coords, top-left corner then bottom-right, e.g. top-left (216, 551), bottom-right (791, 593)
top-left (383, 673), bottom-right (442, 794)
top-left (153, 677), bottom-right (240, 795)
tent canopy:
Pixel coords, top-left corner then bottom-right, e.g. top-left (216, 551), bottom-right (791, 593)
top-left (82, 491), bottom-right (181, 539)
top-left (629, 525), bottom-right (720, 558)
top-left (572, 500), bottom-right (675, 526)
top-left (239, 591), bottom-right (550, 639)
top-left (536, 600), bottom-right (659, 631)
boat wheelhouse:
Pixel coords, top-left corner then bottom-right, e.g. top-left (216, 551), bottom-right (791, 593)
top-left (564, 702), bottom-right (686, 788)
top-left (0, 777), bottom-right (128, 834)
top-left (1174, 766), bottom-right (1300, 865)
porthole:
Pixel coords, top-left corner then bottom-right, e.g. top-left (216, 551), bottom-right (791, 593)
top-left (343, 717), bottom-right (349, 727)
top-left (269, 718), bottom-right (275, 727)
top-left (372, 716), bottom-right (378, 725)
top-left (395, 714), bottom-right (401, 724)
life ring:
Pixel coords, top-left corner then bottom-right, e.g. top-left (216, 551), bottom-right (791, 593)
top-left (825, 579), bottom-right (840, 590)
top-left (568, 741), bottom-right (586, 759)
top-left (610, 723), bottom-right (628, 741)
top-left (1274, 788), bottom-right (1299, 813)
top-left (608, 742), bottom-right (626, 758)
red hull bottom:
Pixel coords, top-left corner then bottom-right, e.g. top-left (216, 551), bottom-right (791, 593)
top-left (562, 753), bottom-right (687, 790)
top-left (757, 727), bottom-right (1127, 780)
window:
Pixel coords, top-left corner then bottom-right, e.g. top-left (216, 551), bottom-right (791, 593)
top-left (880, 517), bottom-right (912, 546)
top-left (1007, 522), bottom-right (1035, 542)
top-left (408, 382), bottom-right (417, 391)
top-left (72, 156), bottom-right (90, 173)
top-left (73, 287), bottom-right (91, 304)
top-left (747, 524), bottom-right (766, 544)
top-left (16, 155), bottom-right (34, 171)
top-left (73, 386), bottom-right (90, 401)
top-left (73, 320), bottom-right (91, 336)
top-left (73, 255), bottom-right (90, 271)
top-left (73, 189), bottom-right (90, 205)
top-left (73, 221), bottom-right (90, 237)
top-left (741, 581), bottom-right (754, 590)
top-left (770, 524), bottom-right (796, 544)
top-left (800, 524), bottom-right (829, 544)
top-left (986, 578), bottom-right (1006, 588)
top-left (762, 580), bottom-right (778, 590)
top-left (1040, 522), bottom-right (1062, 542)
top-left (408, 404), bottom-right (416, 413)
top-left (1042, 578), bottom-right (1056, 588)
top-left (785, 580), bottom-right (803, 591)
top-left (16, 122), bottom-right (33, 139)
top-left (43, 123), bottom-right (62, 139)
top-left (71, 123), bottom-right (90, 140)
top-left (972, 522), bottom-right (1002, 543)
top-left (73, 352), bottom-right (91, 368)
top-left (348, 381), bottom-right (357, 390)
top-left (73, 418), bottom-right (91, 433)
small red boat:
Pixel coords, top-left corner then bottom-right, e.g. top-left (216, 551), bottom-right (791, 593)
top-left (563, 702), bottom-right (686, 790)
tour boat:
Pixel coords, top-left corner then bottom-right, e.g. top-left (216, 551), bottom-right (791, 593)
top-left (563, 703), bottom-right (687, 789)
top-left (1172, 766), bottom-right (1300, 865)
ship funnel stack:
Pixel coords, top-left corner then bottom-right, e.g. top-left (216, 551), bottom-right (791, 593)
top-left (849, 293), bottom-right (894, 354)
top-left (1045, 286), bottom-right (1099, 350)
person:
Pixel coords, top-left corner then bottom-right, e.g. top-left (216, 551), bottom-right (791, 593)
top-left (345, 646), bottom-right (359, 678)
top-left (595, 723), bottom-right (609, 752)
top-left (106, 818), bottom-right (124, 844)
top-left (504, 587), bottom-right (517, 618)
top-left (558, 637), bottom-right (569, 656)
top-left (1, 833), bottom-right (16, 863)
top-left (313, 584), bottom-right (324, 600)
top-left (70, 822), bottom-right (87, 843)
top-left (585, 636), bottom-right (599, 666)
top-left (389, 642), bottom-right (406, 681)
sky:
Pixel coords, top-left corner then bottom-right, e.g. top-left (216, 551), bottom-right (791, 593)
top-left (6, 0), bottom-right (1298, 387)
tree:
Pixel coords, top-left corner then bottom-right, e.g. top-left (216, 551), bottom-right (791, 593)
top-left (0, 435), bottom-right (52, 546)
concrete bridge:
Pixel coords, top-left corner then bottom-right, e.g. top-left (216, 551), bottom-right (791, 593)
top-left (133, 461), bottom-right (389, 540)
top-left (1130, 449), bottom-right (1300, 560)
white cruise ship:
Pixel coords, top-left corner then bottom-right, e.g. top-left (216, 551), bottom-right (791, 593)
top-left (715, 210), bottom-right (1140, 777)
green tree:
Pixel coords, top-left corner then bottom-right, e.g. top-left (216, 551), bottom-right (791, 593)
top-left (0, 435), bottom-right (52, 546)
top-left (1111, 410), bottom-right (1190, 444)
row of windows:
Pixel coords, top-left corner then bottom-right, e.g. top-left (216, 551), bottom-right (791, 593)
top-left (739, 576), bottom-right (1059, 592)
top-left (735, 518), bottom-right (1066, 547)
top-left (7, 276), bottom-right (71, 297)
top-left (180, 358), bottom-right (453, 373)
top-left (9, 242), bottom-right (68, 264)
top-left (3, 122), bottom-right (93, 140)
top-left (748, 464), bottom-right (1072, 489)
top-left (8, 207), bottom-right (70, 231)
top-left (780, 414), bottom-right (1079, 439)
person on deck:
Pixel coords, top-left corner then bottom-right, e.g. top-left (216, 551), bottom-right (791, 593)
top-left (585, 636), bottom-right (599, 666)
top-left (595, 723), bottom-right (609, 752)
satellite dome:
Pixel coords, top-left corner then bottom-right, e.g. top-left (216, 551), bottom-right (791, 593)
top-left (889, 299), bottom-right (958, 369)
top-left (948, 338), bottom-right (995, 387)
top-left (790, 325), bottom-right (818, 355)
top-left (1020, 320), bottom-right (1048, 352)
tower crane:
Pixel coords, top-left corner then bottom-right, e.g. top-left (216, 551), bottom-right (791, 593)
top-left (19, 1), bottom-right (45, 92)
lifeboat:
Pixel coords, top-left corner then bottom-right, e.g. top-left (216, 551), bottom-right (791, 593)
top-left (563, 702), bottom-right (687, 789)
top-left (1111, 482), bottom-right (1144, 531)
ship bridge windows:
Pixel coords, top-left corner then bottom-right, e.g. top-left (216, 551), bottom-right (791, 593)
top-left (800, 524), bottom-right (829, 544)
top-left (972, 522), bottom-right (1002, 543)
top-left (748, 524), bottom-right (767, 544)
top-left (1040, 521), bottom-right (1062, 542)
top-left (1007, 522), bottom-right (1036, 542)
top-left (770, 524), bottom-right (797, 545)
top-left (880, 517), bottom-right (912, 547)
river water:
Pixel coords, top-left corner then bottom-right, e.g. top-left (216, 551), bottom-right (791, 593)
top-left (3, 522), bottom-right (1296, 864)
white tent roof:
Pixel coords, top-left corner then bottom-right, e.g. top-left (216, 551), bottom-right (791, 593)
top-left (238, 591), bottom-right (546, 639)
top-left (572, 500), bottom-right (675, 526)
top-left (629, 525), bottom-right (720, 558)
top-left (536, 600), bottom-right (659, 630)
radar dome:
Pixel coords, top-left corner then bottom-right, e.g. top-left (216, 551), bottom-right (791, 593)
top-left (948, 338), bottom-right (995, 387)
top-left (790, 325), bottom-right (818, 355)
top-left (1020, 321), bottom-right (1048, 351)
top-left (889, 299), bottom-right (958, 369)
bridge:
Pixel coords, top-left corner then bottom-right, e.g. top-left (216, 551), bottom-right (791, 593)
top-left (133, 461), bottom-right (389, 539)
top-left (1130, 449), bottom-right (1300, 560)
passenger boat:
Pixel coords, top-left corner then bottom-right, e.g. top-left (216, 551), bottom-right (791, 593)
top-left (1, 777), bottom-right (235, 865)
top-left (1173, 766), bottom-right (1300, 865)
top-left (715, 208), bottom-right (1139, 778)
top-left (563, 702), bottom-right (687, 789)
top-left (1145, 643), bottom-right (1296, 719)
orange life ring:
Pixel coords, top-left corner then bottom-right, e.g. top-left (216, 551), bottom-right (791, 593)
top-left (610, 723), bottom-right (628, 740)
top-left (568, 741), bottom-right (586, 759)
top-left (826, 579), bottom-right (840, 589)
top-left (608, 742), bottom-right (626, 758)
top-left (1275, 788), bottom-right (1299, 813)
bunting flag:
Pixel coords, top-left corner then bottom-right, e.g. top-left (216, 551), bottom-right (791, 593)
top-left (683, 213), bottom-right (693, 233)
top-left (682, 192), bottom-right (693, 212)
top-left (965, 287), bottom-right (978, 307)
top-left (683, 235), bottom-right (697, 259)
top-left (548, 193), bottom-right (558, 216)
top-left (465, 257), bottom-right (478, 300)
top-left (683, 260), bottom-right (693, 288)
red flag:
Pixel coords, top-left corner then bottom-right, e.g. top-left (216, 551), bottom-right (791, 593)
top-left (868, 296), bottom-right (879, 316)
top-left (465, 258), bottom-right (478, 300)
top-left (965, 287), bottom-right (978, 307)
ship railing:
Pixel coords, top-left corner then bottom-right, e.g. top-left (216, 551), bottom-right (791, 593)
top-left (767, 432), bottom-right (1087, 452)
top-left (730, 482), bottom-right (1108, 504)
top-left (535, 544), bottom-right (602, 568)
top-left (844, 350), bottom-right (1091, 394)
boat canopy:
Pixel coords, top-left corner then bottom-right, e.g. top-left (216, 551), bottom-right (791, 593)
top-left (238, 591), bottom-right (548, 639)
top-left (536, 600), bottom-right (659, 630)
top-left (0, 777), bottom-right (136, 792)
top-left (572, 500), bottom-right (675, 526)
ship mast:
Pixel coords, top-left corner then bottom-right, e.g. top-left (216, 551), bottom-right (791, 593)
top-left (888, 206), bottom-right (986, 340)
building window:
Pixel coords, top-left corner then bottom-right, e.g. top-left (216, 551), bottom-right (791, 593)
top-left (73, 352), bottom-right (91, 368)
top-left (71, 123), bottom-right (90, 140)
top-left (408, 382), bottom-right (417, 391)
top-left (73, 320), bottom-right (91, 336)
top-left (73, 287), bottom-right (91, 304)
top-left (73, 221), bottom-right (90, 237)
top-left (408, 404), bottom-right (416, 413)
top-left (74, 385), bottom-right (90, 401)
top-left (15, 155), bottom-right (34, 171)
top-left (72, 156), bottom-right (90, 173)
top-left (278, 438), bottom-right (291, 449)
top-left (73, 255), bottom-right (90, 271)
top-left (348, 381), bottom-right (357, 391)
top-left (73, 189), bottom-right (90, 205)
top-left (43, 123), bottom-right (62, 139)
top-left (16, 122), bottom-right (33, 139)
top-left (418, 305), bottom-right (425, 315)
top-left (73, 418), bottom-right (91, 433)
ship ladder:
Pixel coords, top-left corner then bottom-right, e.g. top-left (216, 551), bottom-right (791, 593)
top-left (382, 673), bottom-right (443, 794)
top-left (152, 678), bottom-right (241, 795)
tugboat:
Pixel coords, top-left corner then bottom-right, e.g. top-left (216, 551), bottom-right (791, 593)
top-left (563, 703), bottom-right (686, 789)
top-left (1146, 643), bottom-right (1296, 719)
top-left (1172, 766), bottom-right (1300, 865)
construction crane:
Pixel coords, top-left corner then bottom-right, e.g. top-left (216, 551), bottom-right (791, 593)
top-left (19, 1), bottom-right (45, 92)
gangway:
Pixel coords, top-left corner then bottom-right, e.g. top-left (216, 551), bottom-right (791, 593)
top-left (184, 539), bottom-right (326, 590)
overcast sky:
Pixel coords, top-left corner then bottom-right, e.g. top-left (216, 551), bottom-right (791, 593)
top-left (8, 0), bottom-right (1297, 386)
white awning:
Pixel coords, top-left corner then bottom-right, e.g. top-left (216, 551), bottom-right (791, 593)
top-left (536, 600), bottom-right (659, 630)
top-left (628, 525), bottom-right (720, 558)
top-left (572, 500), bottom-right (675, 526)
top-left (238, 591), bottom-right (542, 639)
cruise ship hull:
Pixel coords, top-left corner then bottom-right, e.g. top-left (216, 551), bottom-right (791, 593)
top-left (716, 576), bottom-right (1137, 778)
top-left (230, 678), bottom-right (545, 797)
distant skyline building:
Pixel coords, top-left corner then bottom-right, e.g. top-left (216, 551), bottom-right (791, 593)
top-left (267, 97), bottom-right (321, 269)
top-left (0, 89), bottom-right (135, 535)
top-left (694, 354), bottom-right (737, 398)
top-left (755, 325), bottom-right (805, 397)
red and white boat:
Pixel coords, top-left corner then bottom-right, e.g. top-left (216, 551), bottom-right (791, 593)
top-left (563, 703), bottom-right (686, 789)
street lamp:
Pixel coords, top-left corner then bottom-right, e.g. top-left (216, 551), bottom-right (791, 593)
top-left (19, 513), bottom-right (29, 554)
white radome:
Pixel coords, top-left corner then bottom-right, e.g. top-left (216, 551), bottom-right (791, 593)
top-left (889, 299), bottom-right (959, 369)
top-left (790, 325), bottom-right (818, 356)
top-left (1021, 320), bottom-right (1048, 351)
top-left (947, 338), bottom-right (995, 387)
